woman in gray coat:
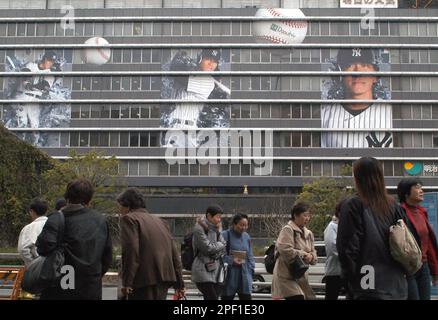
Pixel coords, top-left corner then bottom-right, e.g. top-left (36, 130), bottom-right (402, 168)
top-left (191, 204), bottom-right (227, 300)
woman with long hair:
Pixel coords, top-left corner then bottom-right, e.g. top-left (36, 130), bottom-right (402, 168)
top-left (337, 157), bottom-right (408, 300)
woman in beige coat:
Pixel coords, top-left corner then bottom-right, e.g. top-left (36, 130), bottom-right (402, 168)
top-left (272, 202), bottom-right (318, 300)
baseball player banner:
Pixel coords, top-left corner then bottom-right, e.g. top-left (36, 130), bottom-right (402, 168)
top-left (321, 48), bottom-right (393, 148)
top-left (2, 50), bottom-right (72, 147)
top-left (160, 48), bottom-right (231, 147)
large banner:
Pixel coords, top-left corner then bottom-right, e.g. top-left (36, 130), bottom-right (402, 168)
top-left (321, 48), bottom-right (392, 148)
top-left (3, 50), bottom-right (72, 147)
top-left (160, 49), bottom-right (231, 147)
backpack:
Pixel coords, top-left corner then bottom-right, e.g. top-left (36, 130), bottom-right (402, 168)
top-left (181, 226), bottom-right (209, 271)
top-left (264, 243), bottom-right (277, 274)
top-left (389, 218), bottom-right (422, 275)
top-left (181, 232), bottom-right (196, 271)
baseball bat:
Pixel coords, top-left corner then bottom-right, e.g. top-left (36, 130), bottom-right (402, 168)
top-left (213, 79), bottom-right (231, 96)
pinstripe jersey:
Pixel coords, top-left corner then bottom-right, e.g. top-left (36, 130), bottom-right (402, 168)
top-left (321, 103), bottom-right (393, 148)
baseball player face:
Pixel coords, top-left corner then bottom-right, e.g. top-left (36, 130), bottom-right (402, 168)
top-left (343, 63), bottom-right (377, 100)
top-left (39, 59), bottom-right (54, 70)
top-left (199, 58), bottom-right (218, 72)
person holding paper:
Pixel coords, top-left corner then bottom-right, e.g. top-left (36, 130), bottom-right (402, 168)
top-left (221, 213), bottom-right (255, 300)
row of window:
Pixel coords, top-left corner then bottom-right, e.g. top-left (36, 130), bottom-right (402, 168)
top-left (2, 48), bottom-right (438, 66)
top-left (11, 131), bottom-right (438, 149)
top-left (2, 104), bottom-right (438, 122)
top-left (7, 75), bottom-right (438, 93)
top-left (1, 21), bottom-right (438, 38)
top-left (115, 159), bottom-right (438, 177)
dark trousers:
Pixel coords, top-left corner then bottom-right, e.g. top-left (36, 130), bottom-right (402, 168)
top-left (221, 293), bottom-right (252, 300)
top-left (128, 283), bottom-right (171, 300)
top-left (325, 275), bottom-right (343, 300)
top-left (407, 262), bottom-right (431, 300)
top-left (285, 295), bottom-right (305, 300)
top-left (196, 282), bottom-right (223, 300)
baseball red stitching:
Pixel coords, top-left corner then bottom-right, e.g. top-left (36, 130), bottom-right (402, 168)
top-left (256, 35), bottom-right (288, 44)
top-left (95, 37), bottom-right (110, 61)
top-left (267, 8), bottom-right (307, 29)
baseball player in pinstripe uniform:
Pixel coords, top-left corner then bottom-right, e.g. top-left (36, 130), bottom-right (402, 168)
top-left (321, 48), bottom-right (393, 148)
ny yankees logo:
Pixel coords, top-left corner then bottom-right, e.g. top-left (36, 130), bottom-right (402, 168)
top-left (366, 131), bottom-right (392, 148)
top-left (352, 49), bottom-right (362, 57)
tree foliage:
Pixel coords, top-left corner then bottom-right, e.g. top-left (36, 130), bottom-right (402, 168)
top-left (296, 176), bottom-right (354, 239)
top-left (41, 150), bottom-right (124, 246)
top-left (0, 124), bottom-right (52, 246)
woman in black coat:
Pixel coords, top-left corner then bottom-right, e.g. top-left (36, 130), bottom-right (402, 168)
top-left (337, 157), bottom-right (407, 300)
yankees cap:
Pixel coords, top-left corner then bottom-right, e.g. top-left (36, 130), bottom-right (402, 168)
top-left (42, 50), bottom-right (58, 61)
top-left (337, 48), bottom-right (376, 70)
top-left (201, 49), bottom-right (221, 62)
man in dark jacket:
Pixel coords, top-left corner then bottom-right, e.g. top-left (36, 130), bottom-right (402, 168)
top-left (36, 178), bottom-right (113, 300)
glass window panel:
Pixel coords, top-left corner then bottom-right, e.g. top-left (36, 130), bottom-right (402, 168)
top-left (380, 22), bottom-right (389, 36)
top-left (321, 22), bottom-right (329, 36)
top-left (89, 132), bottom-right (99, 146)
top-left (409, 23), bottom-right (418, 37)
top-left (292, 105), bottom-right (301, 118)
top-left (70, 132), bottom-right (79, 146)
top-left (428, 23), bottom-right (437, 36)
top-left (80, 105), bottom-right (90, 118)
top-left (4, 23), bottom-right (13, 36)
top-left (140, 132), bottom-right (148, 147)
top-left (292, 161), bottom-right (301, 176)
top-left (112, 49), bottom-right (122, 63)
top-left (90, 105), bottom-right (100, 118)
top-left (241, 105), bottom-right (250, 118)
top-left (120, 132), bottom-right (129, 147)
top-left (99, 132), bottom-right (109, 147)
top-left (169, 164), bottom-right (178, 176)
top-left (401, 105), bottom-right (412, 119)
top-left (312, 132), bottom-right (321, 147)
top-left (132, 49), bottom-right (141, 63)
top-left (129, 161), bottom-right (139, 176)
top-left (302, 133), bottom-right (311, 147)
top-left (271, 104), bottom-right (281, 118)
top-left (120, 105), bottom-right (129, 118)
top-left (192, 22), bottom-right (200, 35)
top-left (150, 132), bottom-right (159, 146)
top-left (150, 105), bottom-right (160, 118)
top-left (139, 161), bottom-right (148, 176)
top-left (140, 106), bottom-right (150, 118)
top-left (423, 134), bottom-right (432, 148)
top-left (132, 77), bottom-right (141, 91)
top-left (312, 161), bottom-right (321, 176)
top-left (292, 133), bottom-right (300, 147)
top-left (400, 23), bottom-right (408, 36)
top-left (26, 23), bottom-right (35, 36)
top-left (110, 132), bottom-right (119, 147)
top-left (131, 106), bottom-right (140, 118)
top-left (79, 132), bottom-right (89, 147)
top-left (323, 161), bottom-right (332, 176)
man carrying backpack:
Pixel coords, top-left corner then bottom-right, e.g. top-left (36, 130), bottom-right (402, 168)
top-left (191, 204), bottom-right (227, 300)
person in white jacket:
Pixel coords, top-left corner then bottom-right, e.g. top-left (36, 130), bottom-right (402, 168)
top-left (17, 199), bottom-right (48, 266)
top-left (323, 199), bottom-right (345, 300)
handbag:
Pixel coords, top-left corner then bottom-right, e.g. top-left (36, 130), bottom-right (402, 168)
top-left (289, 255), bottom-right (309, 279)
top-left (21, 211), bottom-right (65, 294)
top-left (389, 218), bottom-right (422, 275)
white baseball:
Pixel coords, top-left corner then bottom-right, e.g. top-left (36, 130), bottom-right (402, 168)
top-left (253, 8), bottom-right (308, 44)
top-left (82, 37), bottom-right (111, 65)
